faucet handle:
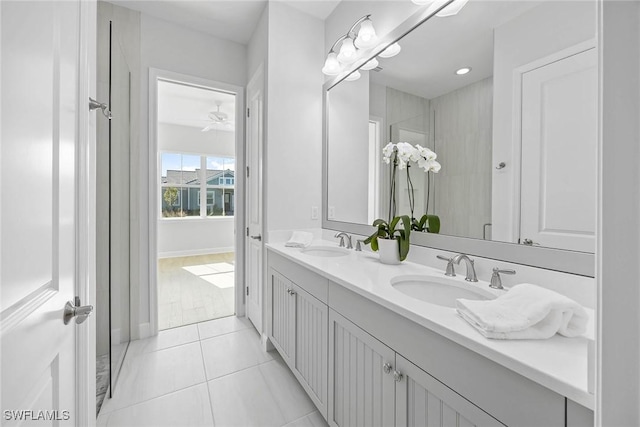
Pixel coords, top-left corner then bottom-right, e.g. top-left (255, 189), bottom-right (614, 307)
top-left (355, 239), bottom-right (365, 252)
top-left (334, 232), bottom-right (345, 247)
top-left (436, 255), bottom-right (456, 277)
top-left (490, 268), bottom-right (516, 290)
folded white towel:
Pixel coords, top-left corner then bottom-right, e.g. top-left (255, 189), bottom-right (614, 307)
top-left (285, 231), bottom-right (314, 248)
top-left (456, 283), bottom-right (588, 340)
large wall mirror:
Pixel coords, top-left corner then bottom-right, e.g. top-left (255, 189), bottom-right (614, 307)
top-left (323, 0), bottom-right (597, 276)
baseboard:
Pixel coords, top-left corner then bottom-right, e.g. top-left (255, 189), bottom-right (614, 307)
top-left (138, 322), bottom-right (151, 340)
top-left (158, 247), bottom-right (235, 259)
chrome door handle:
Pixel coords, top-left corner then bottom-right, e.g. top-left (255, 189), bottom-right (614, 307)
top-left (250, 235), bottom-right (262, 241)
top-left (393, 370), bottom-right (404, 382)
top-left (383, 363), bottom-right (392, 374)
top-left (63, 298), bottom-right (94, 325)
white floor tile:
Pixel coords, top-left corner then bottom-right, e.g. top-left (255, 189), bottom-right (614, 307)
top-left (206, 262), bottom-right (234, 273)
top-left (201, 328), bottom-right (274, 380)
top-left (127, 324), bottom-right (200, 357)
top-left (207, 365), bottom-right (286, 427)
top-left (100, 342), bottom-right (206, 414)
top-left (97, 383), bottom-right (213, 427)
top-left (201, 272), bottom-right (235, 289)
top-left (282, 411), bottom-right (328, 427)
top-left (259, 357), bottom-right (316, 424)
top-left (197, 315), bottom-right (253, 340)
top-left (182, 264), bottom-right (218, 276)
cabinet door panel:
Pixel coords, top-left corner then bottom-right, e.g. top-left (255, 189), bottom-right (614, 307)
top-left (396, 355), bottom-right (504, 427)
top-left (270, 270), bottom-right (295, 365)
top-left (295, 285), bottom-right (328, 418)
top-left (328, 310), bottom-right (395, 427)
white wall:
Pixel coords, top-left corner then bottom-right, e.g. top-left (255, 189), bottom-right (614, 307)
top-left (247, 5), bottom-right (268, 83)
top-left (159, 123), bottom-right (235, 156)
top-left (133, 13), bottom-right (247, 338)
top-left (265, 2), bottom-right (324, 233)
top-left (598, 2), bottom-right (640, 424)
top-left (491, 1), bottom-right (596, 242)
top-left (327, 72), bottom-right (370, 223)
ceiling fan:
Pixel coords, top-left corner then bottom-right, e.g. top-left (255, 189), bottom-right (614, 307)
top-left (201, 101), bottom-right (232, 132)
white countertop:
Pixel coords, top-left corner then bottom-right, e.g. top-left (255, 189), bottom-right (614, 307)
top-left (266, 240), bottom-right (595, 410)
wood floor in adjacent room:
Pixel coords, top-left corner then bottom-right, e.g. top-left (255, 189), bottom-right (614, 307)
top-left (158, 253), bottom-right (235, 330)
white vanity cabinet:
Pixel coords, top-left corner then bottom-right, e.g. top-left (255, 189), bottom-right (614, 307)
top-left (266, 249), bottom-right (594, 427)
top-left (267, 253), bottom-right (329, 419)
top-left (328, 309), bottom-right (503, 427)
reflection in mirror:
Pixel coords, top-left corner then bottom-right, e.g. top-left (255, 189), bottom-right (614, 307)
top-left (326, 0), bottom-right (597, 254)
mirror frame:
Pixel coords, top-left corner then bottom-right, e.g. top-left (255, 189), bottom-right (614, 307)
top-left (322, 1), bottom-right (595, 277)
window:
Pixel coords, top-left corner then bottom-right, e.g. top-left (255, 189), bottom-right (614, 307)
top-left (160, 153), bottom-right (235, 218)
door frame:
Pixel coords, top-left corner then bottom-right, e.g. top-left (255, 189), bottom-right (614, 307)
top-left (79, 0), bottom-right (97, 424)
top-left (148, 69), bottom-right (245, 336)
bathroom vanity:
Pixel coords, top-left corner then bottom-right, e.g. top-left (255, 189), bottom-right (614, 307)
top-left (266, 243), bottom-right (593, 427)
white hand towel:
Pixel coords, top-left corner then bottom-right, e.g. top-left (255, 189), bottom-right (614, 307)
top-left (285, 231), bottom-right (314, 248)
top-left (456, 283), bottom-right (588, 340)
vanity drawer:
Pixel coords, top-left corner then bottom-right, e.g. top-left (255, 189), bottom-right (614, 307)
top-left (328, 281), bottom-right (566, 427)
top-left (268, 251), bottom-right (329, 304)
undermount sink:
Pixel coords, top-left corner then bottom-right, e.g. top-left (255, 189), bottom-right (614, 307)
top-left (300, 246), bottom-right (350, 258)
top-left (390, 274), bottom-right (495, 308)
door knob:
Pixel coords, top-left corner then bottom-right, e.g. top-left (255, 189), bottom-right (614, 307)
top-left (63, 297), bottom-right (94, 325)
top-left (383, 363), bottom-right (392, 374)
top-left (250, 235), bottom-right (262, 241)
top-left (393, 370), bottom-right (404, 382)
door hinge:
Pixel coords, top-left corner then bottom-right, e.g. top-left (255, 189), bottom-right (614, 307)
top-left (247, 108), bottom-right (250, 118)
top-left (246, 287), bottom-right (249, 296)
top-left (246, 227), bottom-right (249, 237)
top-left (246, 166), bottom-right (250, 178)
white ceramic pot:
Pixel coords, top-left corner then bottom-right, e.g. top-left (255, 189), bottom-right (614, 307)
top-left (377, 238), bottom-right (401, 265)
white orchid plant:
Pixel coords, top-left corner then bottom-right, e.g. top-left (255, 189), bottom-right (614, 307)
top-left (382, 142), bottom-right (441, 233)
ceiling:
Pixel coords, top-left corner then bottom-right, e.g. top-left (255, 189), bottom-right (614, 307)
top-left (369, 1), bottom-right (545, 100)
top-left (109, 0), bottom-right (341, 45)
top-left (158, 80), bottom-right (236, 131)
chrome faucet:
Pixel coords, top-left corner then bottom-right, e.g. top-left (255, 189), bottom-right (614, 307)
top-left (334, 232), bottom-right (353, 249)
top-left (452, 254), bottom-right (478, 282)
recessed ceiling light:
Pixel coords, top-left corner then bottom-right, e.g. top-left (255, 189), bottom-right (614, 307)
top-left (455, 67), bottom-right (472, 75)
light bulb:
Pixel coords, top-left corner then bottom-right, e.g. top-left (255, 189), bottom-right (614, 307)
top-left (360, 57), bottom-right (379, 71)
top-left (337, 37), bottom-right (358, 64)
top-left (345, 71), bottom-right (361, 82)
top-left (355, 19), bottom-right (378, 49)
top-left (455, 67), bottom-right (472, 75)
top-left (322, 52), bottom-right (342, 76)
top-left (378, 42), bottom-right (401, 58)
top-left (436, 0), bottom-right (469, 17)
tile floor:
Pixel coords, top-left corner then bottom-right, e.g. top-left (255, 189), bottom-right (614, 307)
top-left (97, 315), bottom-right (328, 427)
top-left (158, 253), bottom-right (236, 330)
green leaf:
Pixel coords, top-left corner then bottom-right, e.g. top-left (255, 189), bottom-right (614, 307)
top-left (426, 215), bottom-right (440, 234)
top-left (371, 235), bottom-right (379, 251)
top-left (389, 216), bottom-right (400, 234)
top-left (398, 235), bottom-right (410, 261)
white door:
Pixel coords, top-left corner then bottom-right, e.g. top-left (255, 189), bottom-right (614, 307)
top-left (1, 1), bottom-right (93, 425)
top-left (519, 47), bottom-right (597, 252)
top-left (245, 66), bottom-right (264, 332)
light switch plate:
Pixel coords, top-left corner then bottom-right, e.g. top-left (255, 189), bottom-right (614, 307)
top-left (311, 206), bottom-right (319, 220)
top-left (328, 206), bottom-right (336, 219)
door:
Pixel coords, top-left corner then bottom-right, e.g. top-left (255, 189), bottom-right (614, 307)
top-left (395, 355), bottom-right (504, 427)
top-left (519, 47), bottom-right (597, 252)
top-left (294, 285), bottom-right (329, 418)
top-left (1, 0), bottom-right (93, 425)
top-left (328, 310), bottom-right (395, 427)
top-left (246, 65), bottom-right (264, 331)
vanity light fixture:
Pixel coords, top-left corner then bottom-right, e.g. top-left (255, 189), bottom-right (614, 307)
top-left (455, 66), bottom-right (472, 75)
top-left (378, 42), bottom-right (402, 58)
top-left (436, 0), bottom-right (470, 17)
top-left (360, 57), bottom-right (379, 71)
top-left (323, 14), bottom-right (379, 76)
top-left (345, 71), bottom-right (361, 82)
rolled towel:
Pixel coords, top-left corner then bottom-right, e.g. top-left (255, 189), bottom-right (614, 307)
top-left (285, 231), bottom-right (314, 248)
top-left (456, 283), bottom-right (588, 340)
